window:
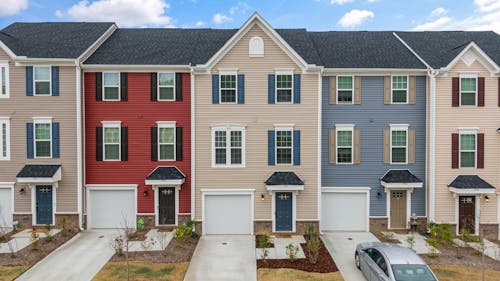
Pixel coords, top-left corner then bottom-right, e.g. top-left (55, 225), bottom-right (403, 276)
top-left (276, 73), bottom-right (293, 103)
top-left (0, 63), bottom-right (8, 98)
top-left (103, 72), bottom-right (120, 100)
top-left (34, 66), bottom-right (51, 96)
top-left (337, 76), bottom-right (353, 104)
top-left (34, 121), bottom-right (51, 158)
top-left (460, 76), bottom-right (477, 106)
top-left (392, 76), bottom-right (408, 103)
top-left (460, 133), bottom-right (476, 168)
top-left (158, 72), bottom-right (175, 101)
top-left (276, 129), bottom-right (293, 164)
top-left (249, 36), bottom-right (264, 57)
top-left (392, 265), bottom-right (437, 281)
top-left (220, 74), bottom-right (237, 103)
top-left (366, 248), bottom-right (389, 277)
top-left (0, 118), bottom-right (9, 160)
top-left (103, 123), bottom-right (120, 161)
top-left (337, 128), bottom-right (353, 164)
top-left (212, 125), bottom-right (245, 167)
top-left (158, 122), bottom-right (175, 161)
top-left (391, 126), bottom-right (408, 164)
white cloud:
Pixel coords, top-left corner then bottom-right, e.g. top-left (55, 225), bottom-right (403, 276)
top-left (213, 2), bottom-right (249, 25)
top-left (0, 0), bottom-right (28, 16)
top-left (213, 13), bottom-right (231, 24)
top-left (55, 10), bottom-right (63, 17)
top-left (195, 21), bottom-right (205, 27)
top-left (413, 16), bottom-right (452, 30)
top-left (430, 7), bottom-right (447, 17)
top-left (60, 0), bottom-right (174, 27)
top-left (330, 0), bottom-right (354, 4)
top-left (229, 2), bottom-right (250, 15)
top-left (367, 0), bottom-right (379, 2)
top-left (338, 9), bottom-right (374, 27)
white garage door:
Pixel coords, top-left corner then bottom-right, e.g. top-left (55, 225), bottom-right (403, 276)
top-left (322, 192), bottom-right (368, 231)
top-left (204, 194), bottom-right (252, 235)
top-left (0, 188), bottom-right (12, 228)
top-left (88, 189), bottom-right (135, 229)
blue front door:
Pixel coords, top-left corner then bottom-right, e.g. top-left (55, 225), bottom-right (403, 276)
top-left (275, 192), bottom-right (293, 231)
top-left (36, 185), bottom-right (53, 225)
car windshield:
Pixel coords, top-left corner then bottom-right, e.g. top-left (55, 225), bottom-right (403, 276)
top-left (391, 264), bottom-right (437, 281)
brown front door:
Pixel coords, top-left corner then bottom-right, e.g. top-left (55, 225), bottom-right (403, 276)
top-left (390, 190), bottom-right (407, 229)
top-left (459, 196), bottom-right (476, 234)
top-left (158, 187), bottom-right (176, 225)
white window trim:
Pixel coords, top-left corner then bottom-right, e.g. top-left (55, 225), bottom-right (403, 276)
top-left (390, 124), bottom-right (409, 165)
top-left (0, 62), bottom-right (9, 98)
top-left (102, 72), bottom-right (120, 101)
top-left (391, 75), bottom-right (409, 104)
top-left (275, 125), bottom-right (294, 166)
top-left (219, 71), bottom-right (238, 104)
top-left (336, 76), bottom-right (354, 105)
top-left (157, 121), bottom-right (176, 161)
top-left (458, 129), bottom-right (477, 169)
top-left (102, 121), bottom-right (121, 161)
top-left (459, 74), bottom-right (478, 107)
top-left (275, 70), bottom-right (294, 104)
top-left (157, 72), bottom-right (176, 101)
top-left (0, 117), bottom-right (10, 160)
top-left (211, 124), bottom-right (246, 168)
top-left (335, 124), bottom-right (354, 165)
top-left (33, 118), bottom-right (52, 158)
top-left (33, 66), bottom-right (52, 96)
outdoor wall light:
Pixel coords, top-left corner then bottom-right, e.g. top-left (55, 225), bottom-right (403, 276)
top-left (261, 193), bottom-right (265, 201)
top-left (19, 188), bottom-right (25, 195)
top-left (143, 190), bottom-right (149, 197)
top-left (484, 195), bottom-right (490, 203)
top-left (377, 191), bottom-right (382, 198)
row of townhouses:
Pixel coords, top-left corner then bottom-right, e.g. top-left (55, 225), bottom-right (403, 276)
top-left (0, 13), bottom-right (499, 238)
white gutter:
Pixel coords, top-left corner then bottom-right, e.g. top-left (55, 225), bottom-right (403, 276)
top-left (428, 69), bottom-right (438, 223)
top-left (190, 66), bottom-right (196, 223)
top-left (76, 63), bottom-right (84, 230)
top-left (317, 69), bottom-right (323, 233)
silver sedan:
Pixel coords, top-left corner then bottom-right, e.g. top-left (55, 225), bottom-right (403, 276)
top-left (354, 242), bottom-right (438, 281)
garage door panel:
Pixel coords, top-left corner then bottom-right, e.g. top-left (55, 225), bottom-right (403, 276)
top-left (322, 192), bottom-right (367, 231)
top-left (89, 189), bottom-right (135, 229)
top-left (0, 188), bottom-right (12, 228)
top-left (204, 194), bottom-right (252, 235)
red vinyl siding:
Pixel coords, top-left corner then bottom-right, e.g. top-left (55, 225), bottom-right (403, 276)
top-left (84, 72), bottom-right (191, 214)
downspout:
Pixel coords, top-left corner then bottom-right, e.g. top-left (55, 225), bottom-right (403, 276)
top-left (428, 69), bottom-right (438, 223)
top-left (317, 69), bottom-right (323, 233)
top-left (76, 63), bottom-right (84, 231)
top-left (190, 65), bottom-right (196, 225)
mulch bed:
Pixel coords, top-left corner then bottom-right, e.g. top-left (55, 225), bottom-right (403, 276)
top-left (421, 244), bottom-right (500, 271)
top-left (371, 231), bottom-right (401, 244)
top-left (256, 238), bottom-right (338, 273)
top-left (110, 237), bottom-right (199, 264)
top-left (0, 229), bottom-right (78, 266)
top-left (255, 235), bottom-right (275, 248)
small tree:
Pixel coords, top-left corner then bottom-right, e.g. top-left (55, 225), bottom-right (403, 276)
top-left (285, 243), bottom-right (299, 263)
top-left (406, 235), bottom-right (415, 250)
top-left (111, 214), bottom-right (135, 281)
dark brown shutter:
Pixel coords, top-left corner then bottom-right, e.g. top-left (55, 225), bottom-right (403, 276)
top-left (120, 73), bottom-right (128, 101)
top-left (477, 133), bottom-right (484, 168)
top-left (452, 133), bottom-right (459, 169)
top-left (151, 127), bottom-right (158, 161)
top-left (151, 73), bottom-right (157, 101)
top-left (478, 77), bottom-right (485, 107)
top-left (96, 127), bottom-right (103, 161)
top-left (121, 127), bottom-right (128, 161)
top-left (452, 77), bottom-right (459, 107)
top-left (95, 72), bottom-right (102, 101)
top-left (176, 127), bottom-right (183, 161)
top-left (175, 73), bottom-right (183, 101)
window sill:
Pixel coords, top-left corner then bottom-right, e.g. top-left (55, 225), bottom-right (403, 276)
top-left (211, 165), bottom-right (246, 168)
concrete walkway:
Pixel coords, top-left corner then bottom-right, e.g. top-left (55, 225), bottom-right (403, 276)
top-left (383, 231), bottom-right (438, 254)
top-left (322, 232), bottom-right (379, 281)
top-left (184, 235), bottom-right (257, 281)
top-left (0, 229), bottom-right (60, 254)
top-left (16, 229), bottom-right (116, 281)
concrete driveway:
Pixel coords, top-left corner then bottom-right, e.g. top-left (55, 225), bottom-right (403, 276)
top-left (322, 232), bottom-right (379, 281)
top-left (16, 229), bottom-right (117, 281)
top-left (184, 235), bottom-right (257, 281)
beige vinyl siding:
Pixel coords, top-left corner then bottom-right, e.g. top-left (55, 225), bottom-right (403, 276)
top-left (0, 47), bottom-right (78, 213)
top-left (434, 59), bottom-right (499, 223)
top-left (195, 24), bottom-right (319, 221)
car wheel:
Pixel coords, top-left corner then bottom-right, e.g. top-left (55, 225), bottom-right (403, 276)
top-left (355, 252), bottom-right (361, 269)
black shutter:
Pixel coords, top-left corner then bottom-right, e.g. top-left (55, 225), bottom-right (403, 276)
top-left (151, 127), bottom-right (158, 161)
top-left (176, 127), bottom-right (183, 161)
top-left (120, 73), bottom-right (128, 101)
top-left (121, 127), bottom-right (128, 161)
top-left (151, 73), bottom-right (157, 101)
top-left (96, 127), bottom-right (103, 161)
top-left (175, 73), bottom-right (183, 101)
top-left (95, 72), bottom-right (102, 101)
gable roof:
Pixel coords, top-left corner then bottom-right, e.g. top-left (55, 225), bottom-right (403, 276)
top-left (0, 22), bottom-right (114, 59)
top-left (380, 169), bottom-right (422, 184)
top-left (395, 31), bottom-right (500, 69)
top-left (265, 172), bottom-right (304, 186)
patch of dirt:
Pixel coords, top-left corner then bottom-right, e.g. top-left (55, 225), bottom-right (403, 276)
top-left (0, 230), bottom-right (78, 266)
top-left (256, 235), bottom-right (275, 248)
top-left (371, 231), bottom-right (401, 244)
top-left (421, 244), bottom-right (500, 271)
top-left (257, 239), bottom-right (338, 273)
top-left (0, 230), bottom-right (18, 243)
top-left (110, 237), bottom-right (198, 264)
top-left (127, 229), bottom-right (149, 241)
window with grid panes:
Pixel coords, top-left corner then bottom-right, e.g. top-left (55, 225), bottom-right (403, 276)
top-left (0, 119), bottom-right (8, 160)
top-left (392, 76), bottom-right (408, 103)
top-left (34, 67), bottom-right (51, 96)
top-left (460, 77), bottom-right (476, 106)
top-left (159, 127), bottom-right (175, 160)
top-left (460, 134), bottom-right (475, 167)
top-left (220, 75), bottom-right (236, 103)
top-left (103, 72), bottom-right (120, 100)
top-left (0, 64), bottom-right (7, 98)
top-left (103, 126), bottom-right (120, 160)
top-left (158, 73), bottom-right (175, 100)
top-left (276, 74), bottom-right (292, 103)
top-left (276, 130), bottom-right (292, 164)
top-left (35, 123), bottom-right (51, 157)
top-left (391, 130), bottom-right (407, 163)
top-left (230, 131), bottom-right (242, 164)
top-left (337, 76), bottom-right (353, 103)
top-left (214, 131), bottom-right (227, 164)
top-left (337, 130), bottom-right (353, 163)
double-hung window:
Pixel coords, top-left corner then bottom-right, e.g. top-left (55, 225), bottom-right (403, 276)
top-left (460, 75), bottom-right (477, 106)
top-left (103, 122), bottom-right (121, 161)
top-left (158, 122), bottom-right (175, 161)
top-left (390, 125), bottom-right (408, 164)
top-left (336, 125), bottom-right (354, 164)
top-left (276, 73), bottom-right (293, 103)
top-left (0, 63), bottom-right (8, 98)
top-left (460, 132), bottom-right (476, 168)
top-left (34, 66), bottom-right (51, 96)
top-left (220, 73), bottom-right (237, 103)
top-left (212, 125), bottom-right (245, 167)
top-left (276, 129), bottom-right (293, 164)
top-left (392, 76), bottom-right (408, 104)
top-left (34, 119), bottom-right (51, 158)
top-left (158, 72), bottom-right (175, 101)
top-left (0, 118), bottom-right (9, 160)
top-left (103, 72), bottom-right (120, 101)
top-left (337, 76), bottom-right (353, 104)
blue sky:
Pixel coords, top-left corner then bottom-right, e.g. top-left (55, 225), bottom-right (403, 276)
top-left (0, 0), bottom-right (499, 32)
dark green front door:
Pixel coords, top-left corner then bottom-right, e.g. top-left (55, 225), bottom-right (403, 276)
top-left (276, 192), bottom-right (293, 231)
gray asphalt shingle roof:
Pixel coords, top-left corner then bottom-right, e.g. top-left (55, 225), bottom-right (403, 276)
top-left (16, 164), bottom-right (61, 178)
top-left (146, 166), bottom-right (185, 181)
top-left (448, 175), bottom-right (495, 189)
top-left (0, 22), bottom-right (114, 59)
top-left (381, 170), bottom-right (422, 184)
top-left (265, 172), bottom-right (304, 186)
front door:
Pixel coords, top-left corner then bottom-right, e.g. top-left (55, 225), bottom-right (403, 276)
top-left (390, 190), bottom-right (407, 229)
top-left (158, 187), bottom-right (176, 225)
top-left (275, 192), bottom-right (293, 231)
top-left (459, 196), bottom-right (476, 234)
top-left (36, 185), bottom-right (53, 225)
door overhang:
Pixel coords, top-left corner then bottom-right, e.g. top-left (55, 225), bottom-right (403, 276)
top-left (448, 175), bottom-right (495, 196)
top-left (16, 164), bottom-right (62, 185)
top-left (145, 166), bottom-right (186, 187)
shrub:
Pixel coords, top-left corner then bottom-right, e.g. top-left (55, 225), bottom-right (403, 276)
top-left (31, 228), bottom-right (40, 250)
top-left (406, 235), bottom-right (415, 250)
top-left (460, 229), bottom-right (481, 243)
top-left (44, 224), bottom-right (53, 242)
top-left (304, 224), bottom-right (316, 241)
top-left (307, 234), bottom-right (321, 264)
top-left (60, 216), bottom-right (68, 235)
top-left (173, 219), bottom-right (196, 242)
top-left (257, 232), bottom-right (272, 248)
top-left (285, 243), bottom-right (299, 263)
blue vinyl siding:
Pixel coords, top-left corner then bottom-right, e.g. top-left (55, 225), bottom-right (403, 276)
top-left (321, 76), bottom-right (427, 217)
